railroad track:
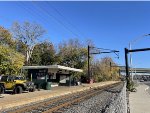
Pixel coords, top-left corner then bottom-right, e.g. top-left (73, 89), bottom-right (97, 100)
top-left (6, 82), bottom-right (122, 113)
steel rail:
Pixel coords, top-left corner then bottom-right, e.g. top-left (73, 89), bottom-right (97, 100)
top-left (7, 82), bottom-right (121, 113)
top-left (43, 82), bottom-right (121, 113)
top-left (43, 86), bottom-right (106, 113)
top-left (8, 88), bottom-right (94, 113)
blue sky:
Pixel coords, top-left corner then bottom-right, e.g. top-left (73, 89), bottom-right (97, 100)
top-left (0, 1), bottom-right (150, 68)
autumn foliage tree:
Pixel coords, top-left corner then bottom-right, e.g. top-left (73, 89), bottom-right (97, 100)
top-left (0, 45), bottom-right (24, 74)
top-left (0, 26), bottom-right (15, 47)
top-left (92, 57), bottom-right (120, 82)
top-left (0, 26), bottom-right (24, 74)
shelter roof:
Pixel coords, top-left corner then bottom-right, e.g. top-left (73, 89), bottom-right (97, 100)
top-left (22, 65), bottom-right (83, 72)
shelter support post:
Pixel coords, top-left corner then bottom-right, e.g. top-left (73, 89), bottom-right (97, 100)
top-left (69, 75), bottom-right (71, 87)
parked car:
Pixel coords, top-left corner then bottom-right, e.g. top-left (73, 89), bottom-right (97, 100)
top-left (140, 79), bottom-right (144, 82)
top-left (0, 75), bottom-right (35, 94)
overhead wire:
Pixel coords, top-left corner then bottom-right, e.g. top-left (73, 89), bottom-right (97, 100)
top-left (31, 1), bottom-right (81, 38)
top-left (21, 2), bottom-right (119, 59)
top-left (91, 46), bottom-right (118, 52)
top-left (46, 2), bottom-right (87, 38)
top-left (17, 2), bottom-right (50, 26)
top-left (17, 2), bottom-right (69, 42)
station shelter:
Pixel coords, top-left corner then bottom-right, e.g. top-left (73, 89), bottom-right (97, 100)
top-left (22, 65), bottom-right (83, 89)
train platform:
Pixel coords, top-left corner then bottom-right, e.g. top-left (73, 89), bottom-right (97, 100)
top-left (0, 81), bottom-right (118, 111)
top-left (129, 82), bottom-right (150, 113)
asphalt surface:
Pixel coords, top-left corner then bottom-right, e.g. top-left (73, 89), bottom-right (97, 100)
top-left (143, 82), bottom-right (150, 94)
top-left (129, 81), bottom-right (150, 113)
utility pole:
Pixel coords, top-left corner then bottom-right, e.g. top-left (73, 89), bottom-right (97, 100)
top-left (87, 45), bottom-right (119, 83)
top-left (124, 47), bottom-right (150, 90)
top-left (110, 62), bottom-right (112, 71)
top-left (88, 45), bottom-right (90, 80)
top-left (125, 48), bottom-right (130, 89)
top-left (129, 34), bottom-right (150, 82)
top-left (110, 62), bottom-right (112, 77)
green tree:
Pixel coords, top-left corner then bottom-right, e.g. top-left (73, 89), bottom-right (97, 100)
top-left (57, 38), bottom-right (88, 69)
top-left (30, 44), bottom-right (41, 65)
top-left (31, 41), bottom-right (56, 65)
top-left (56, 38), bottom-right (97, 80)
top-left (0, 45), bottom-right (24, 74)
top-left (11, 21), bottom-right (46, 65)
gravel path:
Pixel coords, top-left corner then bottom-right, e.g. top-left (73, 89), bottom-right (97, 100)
top-left (64, 82), bottom-right (124, 113)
